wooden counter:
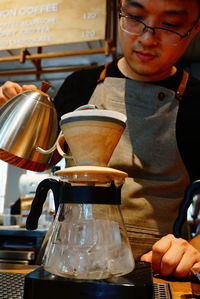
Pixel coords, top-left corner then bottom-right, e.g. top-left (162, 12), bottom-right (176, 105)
top-left (0, 263), bottom-right (197, 299)
top-left (153, 275), bottom-right (196, 299)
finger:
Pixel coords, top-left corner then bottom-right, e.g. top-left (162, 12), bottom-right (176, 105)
top-left (0, 94), bottom-right (9, 108)
top-left (159, 241), bottom-right (185, 276)
top-left (173, 248), bottom-right (200, 278)
top-left (0, 89), bottom-right (9, 102)
top-left (140, 251), bottom-right (153, 263)
top-left (160, 239), bottom-right (200, 277)
top-left (2, 81), bottom-right (22, 99)
top-left (191, 261), bottom-right (200, 274)
top-left (151, 235), bottom-right (174, 274)
top-left (22, 84), bottom-right (37, 91)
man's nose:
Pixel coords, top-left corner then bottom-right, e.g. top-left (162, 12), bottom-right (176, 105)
top-left (138, 29), bottom-right (159, 46)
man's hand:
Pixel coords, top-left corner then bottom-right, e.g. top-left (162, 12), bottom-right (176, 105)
top-left (0, 81), bottom-right (37, 108)
top-left (140, 234), bottom-right (200, 278)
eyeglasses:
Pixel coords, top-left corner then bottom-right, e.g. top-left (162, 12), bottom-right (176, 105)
top-left (119, 12), bottom-right (199, 46)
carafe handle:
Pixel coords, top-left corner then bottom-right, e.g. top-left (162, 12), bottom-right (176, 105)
top-left (26, 178), bottom-right (61, 230)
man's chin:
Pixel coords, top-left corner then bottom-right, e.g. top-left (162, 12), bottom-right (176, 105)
top-left (127, 63), bottom-right (172, 81)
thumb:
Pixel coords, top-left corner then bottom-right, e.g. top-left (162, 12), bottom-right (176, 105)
top-left (22, 84), bottom-right (37, 91)
top-left (140, 251), bottom-right (153, 263)
top-left (191, 262), bottom-right (200, 275)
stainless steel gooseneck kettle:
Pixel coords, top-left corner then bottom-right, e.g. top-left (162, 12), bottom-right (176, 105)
top-left (0, 82), bottom-right (61, 172)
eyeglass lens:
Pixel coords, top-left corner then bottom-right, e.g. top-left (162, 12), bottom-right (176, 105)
top-left (120, 17), bottom-right (182, 45)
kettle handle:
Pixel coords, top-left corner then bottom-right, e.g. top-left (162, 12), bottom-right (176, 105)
top-left (35, 131), bottom-right (62, 154)
top-left (173, 180), bottom-right (200, 237)
top-left (26, 178), bottom-right (61, 230)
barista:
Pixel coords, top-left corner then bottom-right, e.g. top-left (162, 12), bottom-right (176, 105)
top-left (0, 0), bottom-right (200, 278)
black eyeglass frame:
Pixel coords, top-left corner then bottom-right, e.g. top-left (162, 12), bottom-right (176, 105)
top-left (119, 12), bottom-right (199, 42)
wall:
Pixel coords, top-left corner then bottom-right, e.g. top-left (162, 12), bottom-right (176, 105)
top-left (4, 164), bottom-right (24, 210)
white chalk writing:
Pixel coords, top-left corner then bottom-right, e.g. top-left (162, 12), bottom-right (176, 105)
top-left (0, 3), bottom-right (58, 17)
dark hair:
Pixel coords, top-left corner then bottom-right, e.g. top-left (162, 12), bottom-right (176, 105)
top-left (119, 0), bottom-right (200, 14)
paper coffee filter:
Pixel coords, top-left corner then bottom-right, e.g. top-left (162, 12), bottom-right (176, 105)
top-left (61, 109), bottom-right (127, 123)
top-left (59, 108), bottom-right (127, 167)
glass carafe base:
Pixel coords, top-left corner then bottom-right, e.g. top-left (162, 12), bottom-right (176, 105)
top-left (43, 217), bottom-right (134, 280)
top-left (44, 243), bottom-right (134, 280)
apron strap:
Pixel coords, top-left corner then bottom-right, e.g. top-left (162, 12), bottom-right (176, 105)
top-left (98, 63), bottom-right (189, 101)
top-left (175, 71), bottom-right (189, 101)
top-left (97, 62), bottom-right (111, 82)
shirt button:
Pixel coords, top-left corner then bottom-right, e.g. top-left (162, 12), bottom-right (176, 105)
top-left (158, 92), bottom-right (165, 101)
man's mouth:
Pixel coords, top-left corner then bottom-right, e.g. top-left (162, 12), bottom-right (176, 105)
top-left (135, 50), bottom-right (157, 62)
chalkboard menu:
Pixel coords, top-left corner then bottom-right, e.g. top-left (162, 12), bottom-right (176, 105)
top-left (0, 0), bottom-right (106, 50)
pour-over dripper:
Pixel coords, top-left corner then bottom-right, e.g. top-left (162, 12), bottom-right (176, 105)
top-left (36, 106), bottom-right (127, 167)
top-left (59, 108), bottom-right (127, 166)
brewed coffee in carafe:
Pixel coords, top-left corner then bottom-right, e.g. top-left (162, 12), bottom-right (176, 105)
top-left (26, 107), bottom-right (135, 280)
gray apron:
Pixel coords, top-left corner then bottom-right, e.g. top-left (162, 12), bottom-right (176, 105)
top-left (88, 72), bottom-right (190, 259)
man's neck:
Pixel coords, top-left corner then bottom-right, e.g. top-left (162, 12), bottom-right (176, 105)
top-left (118, 57), bottom-right (177, 82)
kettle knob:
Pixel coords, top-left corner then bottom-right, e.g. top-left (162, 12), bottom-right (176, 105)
top-left (41, 81), bottom-right (52, 93)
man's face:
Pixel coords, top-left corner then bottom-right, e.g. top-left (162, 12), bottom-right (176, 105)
top-left (119, 0), bottom-right (200, 80)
